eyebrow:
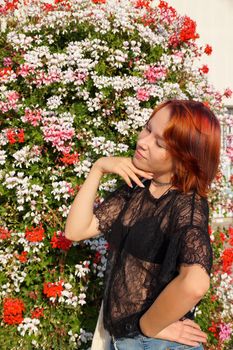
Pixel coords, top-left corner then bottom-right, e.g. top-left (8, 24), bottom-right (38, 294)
top-left (146, 121), bottom-right (165, 140)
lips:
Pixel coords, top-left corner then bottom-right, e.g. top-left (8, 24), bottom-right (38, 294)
top-left (136, 148), bottom-right (146, 158)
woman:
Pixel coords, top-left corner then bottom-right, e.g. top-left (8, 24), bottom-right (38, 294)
top-left (65, 99), bottom-right (220, 350)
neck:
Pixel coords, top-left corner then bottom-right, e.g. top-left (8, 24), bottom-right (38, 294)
top-left (151, 178), bottom-right (172, 187)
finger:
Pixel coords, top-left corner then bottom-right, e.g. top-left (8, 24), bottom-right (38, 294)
top-left (131, 168), bottom-right (154, 179)
top-left (124, 168), bottom-right (147, 187)
top-left (128, 161), bottom-right (154, 178)
top-left (182, 319), bottom-right (201, 330)
top-left (179, 332), bottom-right (206, 347)
top-left (179, 337), bottom-right (203, 347)
top-left (120, 169), bottom-right (145, 188)
top-left (185, 329), bottom-right (208, 343)
top-left (182, 325), bottom-right (208, 343)
top-left (183, 322), bottom-right (208, 339)
top-left (119, 170), bottom-right (134, 188)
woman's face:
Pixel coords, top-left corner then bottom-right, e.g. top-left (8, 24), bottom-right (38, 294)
top-left (132, 105), bottom-right (174, 179)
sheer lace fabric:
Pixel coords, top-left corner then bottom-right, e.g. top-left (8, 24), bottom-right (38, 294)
top-left (93, 179), bottom-right (213, 338)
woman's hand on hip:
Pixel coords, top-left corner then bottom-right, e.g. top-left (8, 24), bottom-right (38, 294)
top-left (153, 319), bottom-right (208, 347)
top-left (93, 156), bottom-right (153, 188)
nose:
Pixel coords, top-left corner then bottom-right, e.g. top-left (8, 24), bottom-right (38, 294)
top-left (137, 130), bottom-right (153, 150)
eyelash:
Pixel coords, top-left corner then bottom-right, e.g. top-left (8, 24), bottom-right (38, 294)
top-left (145, 125), bottom-right (163, 148)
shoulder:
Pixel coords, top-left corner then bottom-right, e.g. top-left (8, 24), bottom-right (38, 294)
top-left (174, 189), bottom-right (208, 207)
top-left (173, 190), bottom-right (209, 228)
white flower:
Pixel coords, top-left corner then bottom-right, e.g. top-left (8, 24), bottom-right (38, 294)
top-left (75, 261), bottom-right (90, 278)
top-left (0, 150), bottom-right (7, 165)
top-left (17, 318), bottom-right (40, 337)
top-left (46, 95), bottom-right (63, 110)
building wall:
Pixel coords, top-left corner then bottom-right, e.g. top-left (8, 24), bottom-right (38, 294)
top-left (153, 0), bottom-right (233, 106)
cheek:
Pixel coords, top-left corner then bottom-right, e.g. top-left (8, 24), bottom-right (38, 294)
top-left (156, 150), bottom-right (172, 162)
top-left (137, 130), bottom-right (146, 140)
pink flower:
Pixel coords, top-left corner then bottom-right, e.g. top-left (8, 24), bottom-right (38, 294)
top-left (224, 88), bottom-right (232, 98)
top-left (136, 88), bottom-right (150, 101)
top-left (3, 57), bottom-right (13, 66)
top-left (219, 323), bottom-right (232, 341)
top-left (17, 64), bottom-right (35, 77)
top-left (22, 108), bottom-right (43, 127)
top-left (42, 125), bottom-right (75, 152)
top-left (33, 70), bottom-right (61, 87)
top-left (144, 66), bottom-right (167, 83)
top-left (7, 91), bottom-right (20, 102)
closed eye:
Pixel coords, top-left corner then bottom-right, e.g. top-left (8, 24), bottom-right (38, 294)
top-left (156, 141), bottom-right (163, 148)
top-left (145, 124), bottom-right (163, 148)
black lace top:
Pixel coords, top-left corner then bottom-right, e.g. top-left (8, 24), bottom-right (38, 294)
top-left (93, 178), bottom-right (213, 338)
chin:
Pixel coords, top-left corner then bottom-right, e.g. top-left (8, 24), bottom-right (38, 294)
top-left (132, 156), bottom-right (149, 171)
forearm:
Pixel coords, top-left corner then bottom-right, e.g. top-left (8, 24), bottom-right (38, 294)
top-left (139, 274), bottom-right (203, 338)
top-left (65, 161), bottom-right (103, 240)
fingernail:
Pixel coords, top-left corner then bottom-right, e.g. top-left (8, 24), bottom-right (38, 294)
top-left (140, 184), bottom-right (145, 188)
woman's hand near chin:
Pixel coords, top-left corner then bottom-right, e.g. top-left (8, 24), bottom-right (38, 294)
top-left (153, 319), bottom-right (208, 347)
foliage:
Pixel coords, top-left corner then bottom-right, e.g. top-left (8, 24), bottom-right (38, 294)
top-left (0, 0), bottom-right (232, 349)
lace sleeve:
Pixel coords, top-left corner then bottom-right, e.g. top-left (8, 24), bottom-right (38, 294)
top-left (93, 181), bottom-right (131, 237)
top-left (177, 225), bottom-right (213, 277)
top-left (174, 192), bottom-right (213, 276)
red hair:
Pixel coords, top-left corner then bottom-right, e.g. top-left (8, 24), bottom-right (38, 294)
top-left (149, 99), bottom-right (221, 198)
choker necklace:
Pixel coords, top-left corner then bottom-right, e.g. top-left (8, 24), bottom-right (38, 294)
top-left (151, 178), bottom-right (172, 187)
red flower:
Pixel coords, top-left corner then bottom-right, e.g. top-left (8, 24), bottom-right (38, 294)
top-left (92, 0), bottom-right (106, 3)
top-left (158, 0), bottom-right (168, 9)
top-left (141, 14), bottom-right (156, 27)
top-left (50, 231), bottom-right (73, 251)
top-left (0, 227), bottom-right (11, 240)
top-left (94, 251), bottom-right (101, 264)
top-left (42, 3), bottom-right (56, 11)
top-left (6, 128), bottom-right (25, 144)
top-left (7, 129), bottom-right (17, 144)
top-left (59, 152), bottom-right (79, 165)
top-left (0, 0), bottom-right (19, 13)
top-left (17, 129), bottom-right (25, 143)
top-left (208, 225), bottom-right (212, 236)
top-left (208, 321), bottom-right (219, 339)
top-left (179, 16), bottom-right (199, 42)
top-left (3, 297), bottom-right (25, 325)
top-left (202, 101), bottom-right (210, 108)
top-left (43, 280), bottom-right (64, 298)
top-left (210, 295), bottom-right (217, 302)
top-left (15, 251), bottom-right (28, 263)
top-left (168, 16), bottom-right (199, 48)
top-left (158, 1), bottom-right (177, 25)
top-left (31, 307), bottom-right (44, 319)
top-left (199, 65), bottom-right (209, 74)
top-left (204, 44), bottom-right (212, 55)
top-left (25, 223), bottom-right (45, 242)
top-left (135, 0), bottom-right (151, 10)
top-left (221, 247), bottom-right (233, 274)
top-left (229, 226), bottom-right (233, 246)
top-left (0, 67), bottom-right (12, 77)
top-left (219, 232), bottom-right (226, 243)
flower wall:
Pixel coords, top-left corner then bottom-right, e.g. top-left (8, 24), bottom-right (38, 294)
top-left (0, 0), bottom-right (232, 349)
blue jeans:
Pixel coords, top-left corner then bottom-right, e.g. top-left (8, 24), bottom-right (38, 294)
top-left (110, 334), bottom-right (204, 350)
